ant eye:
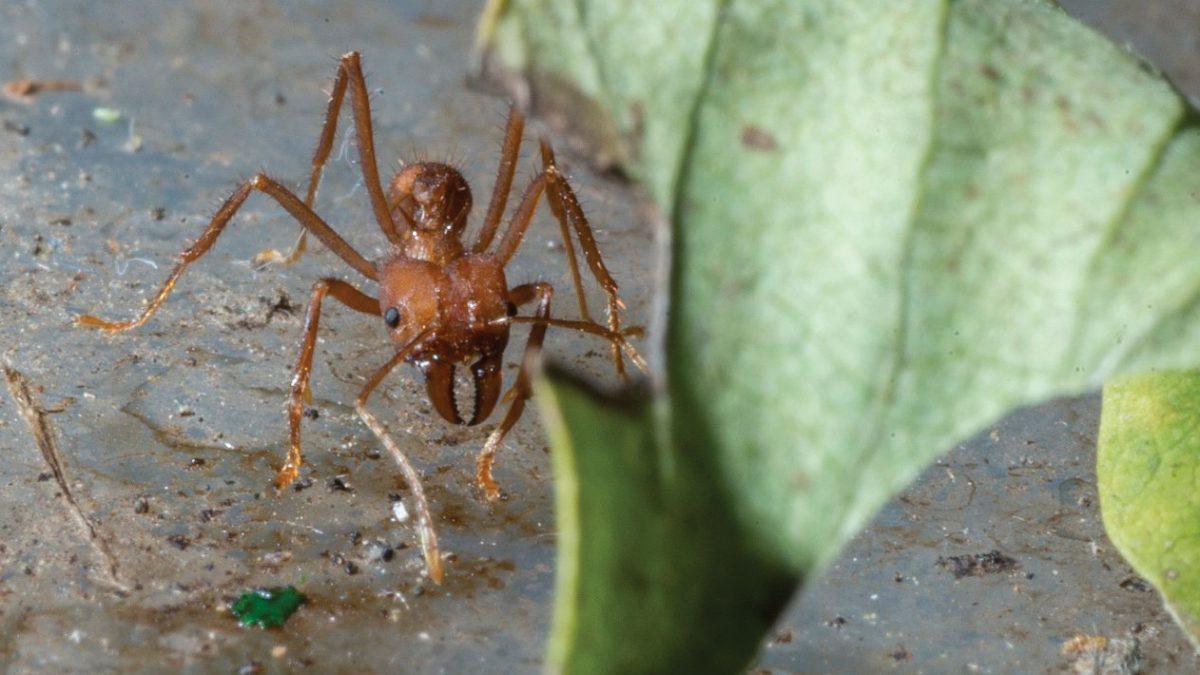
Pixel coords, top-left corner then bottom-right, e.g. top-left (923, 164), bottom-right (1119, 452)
top-left (506, 302), bottom-right (518, 317)
top-left (384, 307), bottom-right (401, 328)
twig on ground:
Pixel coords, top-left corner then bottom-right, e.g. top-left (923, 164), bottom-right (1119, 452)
top-left (3, 365), bottom-right (130, 594)
top-left (2, 78), bottom-right (82, 103)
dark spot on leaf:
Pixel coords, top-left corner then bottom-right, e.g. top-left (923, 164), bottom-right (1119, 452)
top-left (741, 124), bottom-right (778, 152)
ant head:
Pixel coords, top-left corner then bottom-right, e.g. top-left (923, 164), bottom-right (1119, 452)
top-left (391, 163), bottom-right (472, 236)
top-left (377, 258), bottom-right (440, 346)
top-left (376, 255), bottom-right (511, 427)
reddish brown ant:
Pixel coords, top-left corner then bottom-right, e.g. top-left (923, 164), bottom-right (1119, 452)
top-left (77, 51), bottom-right (645, 582)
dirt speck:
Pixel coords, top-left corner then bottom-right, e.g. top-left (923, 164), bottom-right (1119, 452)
top-left (936, 550), bottom-right (1019, 579)
top-left (1061, 635), bottom-right (1141, 674)
top-left (1118, 576), bottom-right (1150, 592)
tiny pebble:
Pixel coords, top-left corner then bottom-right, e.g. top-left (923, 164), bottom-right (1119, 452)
top-left (392, 500), bottom-right (410, 523)
top-left (92, 107), bottom-right (122, 124)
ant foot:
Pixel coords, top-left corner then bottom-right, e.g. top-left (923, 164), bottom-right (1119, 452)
top-left (75, 314), bottom-right (134, 332)
top-left (273, 463), bottom-right (300, 489)
top-left (476, 452), bottom-right (502, 502)
top-left (252, 230), bottom-right (308, 268)
top-left (251, 246), bottom-right (303, 268)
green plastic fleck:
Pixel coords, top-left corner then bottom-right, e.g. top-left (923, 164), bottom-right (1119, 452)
top-left (231, 586), bottom-right (306, 628)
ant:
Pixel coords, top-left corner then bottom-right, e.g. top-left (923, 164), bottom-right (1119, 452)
top-left (77, 52), bottom-right (646, 583)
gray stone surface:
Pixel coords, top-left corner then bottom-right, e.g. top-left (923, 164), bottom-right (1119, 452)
top-left (0, 2), bottom-right (649, 673)
top-left (0, 1), bottom-right (1197, 673)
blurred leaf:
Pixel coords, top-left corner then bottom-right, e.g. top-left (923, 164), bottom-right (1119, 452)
top-left (1099, 374), bottom-right (1200, 649)
top-left (536, 375), bottom-right (792, 674)
top-left (490, 0), bottom-right (1200, 669)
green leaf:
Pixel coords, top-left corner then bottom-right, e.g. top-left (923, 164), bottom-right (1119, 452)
top-left (536, 374), bottom-right (792, 674)
top-left (489, 0), bottom-right (1200, 668)
top-left (1099, 374), bottom-right (1200, 649)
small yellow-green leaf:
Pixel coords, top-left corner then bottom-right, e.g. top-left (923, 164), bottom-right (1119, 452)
top-left (1099, 373), bottom-right (1200, 649)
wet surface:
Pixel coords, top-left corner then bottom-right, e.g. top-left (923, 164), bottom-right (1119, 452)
top-left (1, 1), bottom-right (1198, 673)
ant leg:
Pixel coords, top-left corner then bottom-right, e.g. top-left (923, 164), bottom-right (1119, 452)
top-left (473, 104), bottom-right (526, 252)
top-left (492, 143), bottom-right (631, 377)
top-left (77, 174), bottom-right (376, 332)
top-left (537, 139), bottom-right (629, 377)
top-left (257, 50), bottom-right (402, 266)
top-left (477, 282), bottom-right (552, 501)
top-left (335, 51), bottom-right (403, 244)
top-left (492, 171), bottom-right (548, 263)
top-left (255, 54), bottom-right (352, 266)
top-left (276, 278), bottom-right (378, 488)
top-left (507, 315), bottom-right (649, 374)
top-left (533, 139), bottom-right (592, 326)
top-left (354, 328), bottom-right (444, 583)
top-left (491, 167), bottom-right (591, 320)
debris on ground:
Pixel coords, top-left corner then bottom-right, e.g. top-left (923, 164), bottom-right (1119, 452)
top-left (1061, 634), bottom-right (1142, 675)
top-left (3, 78), bottom-right (81, 103)
top-left (936, 550), bottom-right (1019, 579)
top-left (231, 586), bottom-right (307, 629)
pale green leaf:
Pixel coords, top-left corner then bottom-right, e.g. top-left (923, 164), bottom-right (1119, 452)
top-left (489, 0), bottom-right (1200, 669)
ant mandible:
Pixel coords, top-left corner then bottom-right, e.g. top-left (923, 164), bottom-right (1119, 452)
top-left (76, 51), bottom-right (646, 583)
